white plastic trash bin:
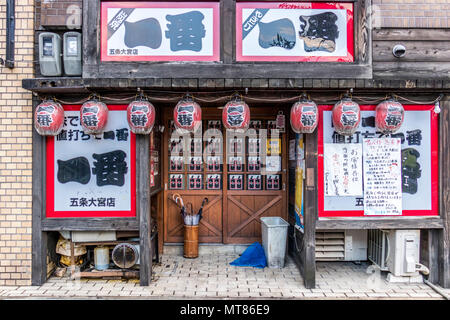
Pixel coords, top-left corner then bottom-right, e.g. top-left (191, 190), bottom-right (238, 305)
top-left (260, 217), bottom-right (289, 268)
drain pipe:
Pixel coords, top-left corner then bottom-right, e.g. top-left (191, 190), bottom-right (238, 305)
top-left (424, 279), bottom-right (449, 300)
top-left (417, 264), bottom-right (449, 300)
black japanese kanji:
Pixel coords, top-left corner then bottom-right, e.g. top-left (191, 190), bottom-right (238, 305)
top-left (115, 128), bottom-right (129, 141)
top-left (131, 113), bottom-right (148, 127)
top-left (165, 11), bottom-right (206, 52)
top-left (36, 114), bottom-right (52, 127)
top-left (92, 150), bottom-right (128, 187)
top-left (385, 114), bottom-right (402, 127)
top-left (57, 156), bottom-right (91, 185)
top-left (301, 114), bottom-right (316, 127)
top-left (406, 129), bottom-right (422, 146)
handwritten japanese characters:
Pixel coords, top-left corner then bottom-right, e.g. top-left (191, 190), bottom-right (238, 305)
top-left (363, 138), bottom-right (402, 216)
top-left (320, 107), bottom-right (436, 216)
top-left (324, 144), bottom-right (362, 196)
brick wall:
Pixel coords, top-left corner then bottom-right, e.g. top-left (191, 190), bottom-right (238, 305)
top-left (40, 0), bottom-right (82, 28)
top-left (373, 0), bottom-right (450, 28)
top-left (0, 0), bottom-right (34, 286)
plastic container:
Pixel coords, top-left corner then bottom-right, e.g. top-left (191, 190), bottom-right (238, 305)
top-left (94, 246), bottom-right (110, 270)
top-left (260, 217), bottom-right (289, 268)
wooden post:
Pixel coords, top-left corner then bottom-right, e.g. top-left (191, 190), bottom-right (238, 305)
top-left (32, 96), bottom-right (47, 285)
top-left (138, 134), bottom-right (152, 286)
top-left (303, 131), bottom-right (318, 289)
top-left (438, 96), bottom-right (450, 288)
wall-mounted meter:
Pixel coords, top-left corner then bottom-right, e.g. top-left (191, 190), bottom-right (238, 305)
top-left (39, 32), bottom-right (62, 76)
top-left (63, 32), bottom-right (82, 76)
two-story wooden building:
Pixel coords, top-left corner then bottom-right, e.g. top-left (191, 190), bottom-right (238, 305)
top-left (11, 0), bottom-right (450, 288)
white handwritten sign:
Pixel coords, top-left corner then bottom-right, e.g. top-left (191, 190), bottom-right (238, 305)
top-left (363, 138), bottom-right (402, 216)
top-left (324, 143), bottom-right (362, 196)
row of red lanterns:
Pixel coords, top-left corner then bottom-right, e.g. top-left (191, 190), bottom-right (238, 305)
top-left (34, 95), bottom-right (405, 137)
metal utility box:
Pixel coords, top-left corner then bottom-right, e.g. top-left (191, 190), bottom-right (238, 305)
top-left (39, 32), bottom-right (62, 76)
top-left (386, 230), bottom-right (421, 277)
top-left (316, 230), bottom-right (367, 261)
top-left (63, 32), bottom-right (82, 76)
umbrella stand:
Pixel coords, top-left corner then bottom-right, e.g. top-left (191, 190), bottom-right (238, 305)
top-left (184, 224), bottom-right (199, 259)
top-left (184, 201), bottom-right (199, 259)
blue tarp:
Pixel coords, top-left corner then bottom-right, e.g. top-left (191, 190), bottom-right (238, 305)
top-left (230, 242), bottom-right (267, 268)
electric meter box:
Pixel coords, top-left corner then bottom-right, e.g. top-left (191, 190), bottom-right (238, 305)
top-left (63, 32), bottom-right (82, 76)
top-left (39, 32), bottom-right (62, 76)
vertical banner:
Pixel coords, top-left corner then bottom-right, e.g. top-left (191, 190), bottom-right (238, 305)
top-left (46, 105), bottom-right (136, 218)
top-left (363, 138), bottom-right (402, 216)
top-left (323, 143), bottom-right (363, 196)
top-left (294, 134), bottom-right (304, 231)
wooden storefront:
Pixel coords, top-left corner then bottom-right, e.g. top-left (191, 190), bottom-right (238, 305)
top-left (24, 0), bottom-right (450, 289)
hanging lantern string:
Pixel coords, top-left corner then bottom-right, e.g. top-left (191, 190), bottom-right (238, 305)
top-left (40, 92), bottom-right (443, 106)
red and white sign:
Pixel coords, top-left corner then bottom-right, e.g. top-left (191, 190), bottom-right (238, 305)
top-left (46, 105), bottom-right (136, 218)
top-left (318, 105), bottom-right (439, 217)
top-left (236, 2), bottom-right (354, 62)
top-left (101, 2), bottom-right (220, 62)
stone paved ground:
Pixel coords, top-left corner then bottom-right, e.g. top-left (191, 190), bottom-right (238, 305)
top-left (0, 254), bottom-right (446, 299)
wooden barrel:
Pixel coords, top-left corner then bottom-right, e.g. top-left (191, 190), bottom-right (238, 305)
top-left (184, 225), bottom-right (199, 258)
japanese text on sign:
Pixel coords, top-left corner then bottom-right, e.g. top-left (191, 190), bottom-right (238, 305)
top-left (363, 138), bottom-right (402, 216)
top-left (324, 144), bottom-right (362, 196)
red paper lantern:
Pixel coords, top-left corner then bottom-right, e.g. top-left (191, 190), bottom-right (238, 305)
top-left (375, 99), bottom-right (404, 134)
top-left (34, 100), bottom-right (65, 136)
top-left (332, 97), bottom-right (361, 136)
top-left (290, 98), bottom-right (318, 134)
top-left (173, 97), bottom-right (202, 133)
top-left (127, 99), bottom-right (156, 134)
top-left (222, 98), bottom-right (250, 132)
top-left (80, 99), bottom-right (109, 135)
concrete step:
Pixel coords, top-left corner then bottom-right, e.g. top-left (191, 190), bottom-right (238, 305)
top-left (163, 243), bottom-right (250, 256)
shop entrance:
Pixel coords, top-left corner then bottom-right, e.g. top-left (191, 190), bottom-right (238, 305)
top-left (162, 106), bottom-right (288, 244)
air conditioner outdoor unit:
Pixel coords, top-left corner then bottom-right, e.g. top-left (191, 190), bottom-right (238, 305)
top-left (368, 229), bottom-right (428, 281)
top-left (316, 230), bottom-right (367, 261)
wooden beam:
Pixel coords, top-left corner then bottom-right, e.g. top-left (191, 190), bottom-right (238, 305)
top-left (41, 218), bottom-right (139, 231)
top-left (438, 96), bottom-right (450, 288)
top-left (32, 97), bottom-right (47, 286)
top-left (373, 28), bottom-right (450, 42)
top-left (137, 135), bottom-right (152, 286)
top-left (303, 131), bottom-right (318, 289)
top-left (316, 218), bottom-right (444, 230)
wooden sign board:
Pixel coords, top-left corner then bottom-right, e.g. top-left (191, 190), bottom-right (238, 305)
top-left (46, 105), bottom-right (136, 218)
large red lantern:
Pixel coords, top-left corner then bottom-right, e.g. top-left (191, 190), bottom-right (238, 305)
top-left (332, 97), bottom-right (361, 136)
top-left (290, 98), bottom-right (318, 134)
top-left (34, 100), bottom-right (65, 136)
top-left (173, 95), bottom-right (202, 133)
top-left (222, 96), bottom-right (250, 132)
top-left (127, 99), bottom-right (156, 134)
top-left (375, 99), bottom-right (404, 134)
top-left (80, 98), bottom-right (109, 135)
